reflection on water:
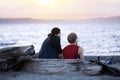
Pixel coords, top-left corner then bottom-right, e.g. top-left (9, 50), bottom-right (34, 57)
top-left (0, 22), bottom-right (120, 56)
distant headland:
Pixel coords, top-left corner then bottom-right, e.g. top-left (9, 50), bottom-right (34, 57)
top-left (0, 16), bottom-right (120, 24)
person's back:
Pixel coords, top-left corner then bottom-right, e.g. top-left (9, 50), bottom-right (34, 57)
top-left (39, 37), bottom-right (59, 58)
top-left (63, 45), bottom-right (79, 59)
top-left (38, 27), bottom-right (62, 59)
top-left (63, 32), bottom-right (85, 62)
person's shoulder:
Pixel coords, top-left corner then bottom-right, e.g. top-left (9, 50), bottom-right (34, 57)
top-left (78, 46), bottom-right (83, 51)
top-left (43, 37), bottom-right (49, 43)
top-left (78, 46), bottom-right (83, 49)
top-left (44, 37), bottom-right (48, 41)
top-left (55, 36), bottom-right (60, 40)
top-left (63, 45), bottom-right (70, 49)
top-left (73, 45), bottom-right (79, 48)
top-left (63, 45), bottom-right (77, 50)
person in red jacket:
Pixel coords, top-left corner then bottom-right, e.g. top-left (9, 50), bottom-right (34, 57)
top-left (63, 32), bottom-right (85, 62)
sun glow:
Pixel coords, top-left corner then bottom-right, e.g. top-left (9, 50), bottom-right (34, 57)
top-left (36, 0), bottom-right (56, 7)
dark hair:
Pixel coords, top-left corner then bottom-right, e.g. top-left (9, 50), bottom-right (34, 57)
top-left (49, 27), bottom-right (61, 48)
top-left (67, 32), bottom-right (77, 43)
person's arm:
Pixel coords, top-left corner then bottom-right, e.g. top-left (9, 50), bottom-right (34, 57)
top-left (78, 47), bottom-right (85, 63)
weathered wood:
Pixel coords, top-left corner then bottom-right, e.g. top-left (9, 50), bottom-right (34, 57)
top-left (0, 45), bottom-right (120, 74)
top-left (22, 59), bottom-right (84, 74)
top-left (22, 59), bottom-right (120, 75)
top-left (33, 53), bottom-right (120, 62)
top-left (0, 45), bottom-right (35, 71)
top-left (0, 45), bottom-right (35, 59)
top-left (82, 65), bottom-right (102, 76)
top-left (85, 56), bottom-right (120, 62)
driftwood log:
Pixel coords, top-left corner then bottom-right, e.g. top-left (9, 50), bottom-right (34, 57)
top-left (0, 45), bottom-right (120, 76)
top-left (0, 45), bottom-right (35, 59)
top-left (22, 59), bottom-right (84, 74)
top-left (22, 58), bottom-right (120, 76)
top-left (0, 45), bottom-right (35, 71)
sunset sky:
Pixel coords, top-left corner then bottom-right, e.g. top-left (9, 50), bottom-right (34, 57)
top-left (0, 0), bottom-right (120, 19)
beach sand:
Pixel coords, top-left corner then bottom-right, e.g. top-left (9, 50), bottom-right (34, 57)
top-left (0, 71), bottom-right (120, 80)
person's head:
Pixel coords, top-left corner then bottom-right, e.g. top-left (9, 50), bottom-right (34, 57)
top-left (51, 27), bottom-right (61, 37)
top-left (67, 32), bottom-right (77, 44)
top-left (49, 27), bottom-right (61, 48)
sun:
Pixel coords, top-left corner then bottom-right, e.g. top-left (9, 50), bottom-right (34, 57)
top-left (36, 0), bottom-right (56, 7)
top-left (41, 0), bottom-right (54, 4)
top-left (35, 0), bottom-right (68, 8)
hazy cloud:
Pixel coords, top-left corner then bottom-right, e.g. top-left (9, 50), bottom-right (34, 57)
top-left (0, 0), bottom-right (120, 19)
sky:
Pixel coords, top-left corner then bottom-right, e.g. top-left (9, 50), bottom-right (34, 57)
top-left (0, 0), bottom-right (120, 19)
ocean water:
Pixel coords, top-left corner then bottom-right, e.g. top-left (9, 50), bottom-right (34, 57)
top-left (0, 21), bottom-right (120, 56)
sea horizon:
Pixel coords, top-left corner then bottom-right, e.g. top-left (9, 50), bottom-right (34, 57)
top-left (0, 19), bottom-right (120, 56)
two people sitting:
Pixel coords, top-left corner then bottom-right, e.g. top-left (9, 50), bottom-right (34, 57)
top-left (38, 27), bottom-right (85, 63)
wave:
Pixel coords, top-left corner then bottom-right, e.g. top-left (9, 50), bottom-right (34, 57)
top-left (0, 42), bottom-right (16, 47)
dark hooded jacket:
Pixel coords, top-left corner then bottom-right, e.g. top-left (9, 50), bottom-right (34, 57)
top-left (38, 36), bottom-right (62, 58)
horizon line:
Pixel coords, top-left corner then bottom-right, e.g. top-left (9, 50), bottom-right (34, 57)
top-left (0, 16), bottom-right (120, 20)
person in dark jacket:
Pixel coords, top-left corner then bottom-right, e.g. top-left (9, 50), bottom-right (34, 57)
top-left (38, 27), bottom-right (62, 59)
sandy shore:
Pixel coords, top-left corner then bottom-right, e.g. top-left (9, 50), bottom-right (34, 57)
top-left (0, 71), bottom-right (120, 80)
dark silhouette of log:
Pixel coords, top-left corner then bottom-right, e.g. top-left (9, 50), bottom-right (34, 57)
top-left (0, 45), bottom-right (35, 71)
